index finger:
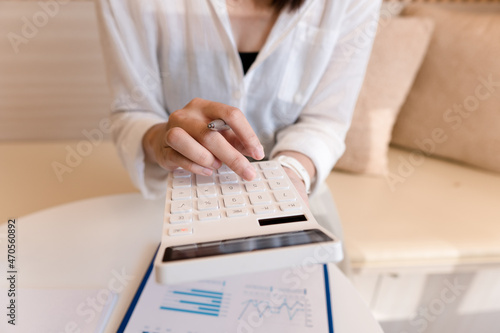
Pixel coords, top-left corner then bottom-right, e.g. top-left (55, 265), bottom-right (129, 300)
top-left (202, 102), bottom-right (265, 160)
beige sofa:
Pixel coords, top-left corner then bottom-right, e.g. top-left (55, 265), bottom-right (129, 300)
top-left (1, 1), bottom-right (499, 333)
top-left (328, 147), bottom-right (500, 332)
top-left (327, 3), bottom-right (500, 332)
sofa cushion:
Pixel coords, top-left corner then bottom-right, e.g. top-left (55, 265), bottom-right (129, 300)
top-left (391, 5), bottom-right (500, 173)
top-left (335, 17), bottom-right (434, 175)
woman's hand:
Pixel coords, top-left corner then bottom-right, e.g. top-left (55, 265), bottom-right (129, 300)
top-left (275, 151), bottom-right (316, 206)
top-left (142, 98), bottom-right (265, 181)
top-left (283, 167), bottom-right (309, 206)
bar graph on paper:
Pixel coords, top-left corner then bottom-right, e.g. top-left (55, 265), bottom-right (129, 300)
top-left (123, 266), bottom-right (330, 333)
top-left (158, 281), bottom-right (313, 328)
top-left (159, 280), bottom-right (229, 318)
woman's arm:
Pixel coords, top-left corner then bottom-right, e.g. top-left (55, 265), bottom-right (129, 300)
top-left (95, 0), bottom-right (169, 198)
top-left (271, 0), bottom-right (382, 195)
top-left (96, 0), bottom-right (265, 198)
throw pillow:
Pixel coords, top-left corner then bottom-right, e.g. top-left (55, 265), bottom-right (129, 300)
top-left (335, 16), bottom-right (434, 175)
top-left (391, 5), bottom-right (500, 173)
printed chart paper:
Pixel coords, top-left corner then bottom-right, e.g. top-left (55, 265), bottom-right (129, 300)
top-left (119, 263), bottom-right (333, 333)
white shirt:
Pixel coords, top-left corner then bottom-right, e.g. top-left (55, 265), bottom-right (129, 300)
top-left (95, 0), bottom-right (380, 198)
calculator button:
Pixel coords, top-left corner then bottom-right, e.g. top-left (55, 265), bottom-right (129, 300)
top-left (219, 174), bottom-right (239, 184)
top-left (197, 198), bottom-right (219, 211)
top-left (253, 205), bottom-right (276, 215)
top-left (197, 186), bottom-right (218, 198)
top-left (171, 188), bottom-right (192, 200)
top-left (226, 208), bottom-right (249, 218)
top-left (263, 170), bottom-right (283, 179)
top-left (280, 202), bottom-right (302, 212)
top-left (242, 171), bottom-right (262, 181)
top-left (170, 201), bottom-right (193, 214)
top-left (217, 164), bottom-right (234, 174)
top-left (173, 169), bottom-right (191, 178)
top-left (196, 174), bottom-right (215, 186)
top-left (221, 184), bottom-right (242, 195)
top-left (273, 190), bottom-right (297, 202)
top-left (248, 193), bottom-right (272, 205)
top-left (168, 226), bottom-right (193, 236)
top-left (173, 177), bottom-right (192, 188)
top-left (252, 173), bottom-right (262, 181)
top-left (259, 161), bottom-right (279, 170)
top-left (244, 181), bottom-right (266, 193)
top-left (268, 180), bottom-right (289, 190)
top-left (223, 195), bottom-right (246, 208)
top-left (198, 211), bottom-right (221, 221)
top-left (169, 213), bottom-right (193, 224)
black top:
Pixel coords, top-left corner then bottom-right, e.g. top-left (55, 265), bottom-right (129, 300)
top-left (239, 52), bottom-right (259, 75)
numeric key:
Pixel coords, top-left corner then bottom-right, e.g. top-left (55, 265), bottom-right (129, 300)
top-left (245, 181), bottom-right (266, 192)
top-left (223, 195), bottom-right (246, 208)
top-left (221, 184), bottom-right (242, 195)
top-left (264, 170), bottom-right (283, 179)
top-left (273, 190), bottom-right (296, 202)
top-left (268, 180), bottom-right (289, 190)
top-left (248, 193), bottom-right (272, 205)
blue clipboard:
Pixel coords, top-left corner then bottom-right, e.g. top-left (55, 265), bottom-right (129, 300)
top-left (118, 246), bottom-right (334, 333)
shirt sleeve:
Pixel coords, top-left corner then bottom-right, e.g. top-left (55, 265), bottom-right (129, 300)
top-left (270, 0), bottom-right (382, 194)
top-left (95, 0), bottom-right (169, 199)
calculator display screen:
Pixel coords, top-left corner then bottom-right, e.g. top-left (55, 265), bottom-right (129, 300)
top-left (162, 229), bottom-right (333, 262)
top-left (258, 214), bottom-right (308, 226)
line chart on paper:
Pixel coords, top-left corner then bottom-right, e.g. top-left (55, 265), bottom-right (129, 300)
top-left (237, 284), bottom-right (314, 328)
top-left (121, 264), bottom-right (331, 333)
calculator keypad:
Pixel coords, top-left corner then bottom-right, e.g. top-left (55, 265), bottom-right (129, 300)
top-left (170, 200), bottom-right (192, 214)
top-left (248, 193), bottom-right (272, 205)
top-left (168, 226), bottom-right (193, 236)
top-left (244, 182), bottom-right (266, 192)
top-left (221, 184), bottom-right (242, 195)
top-left (253, 205), bottom-right (276, 214)
top-left (197, 198), bottom-right (219, 211)
top-left (223, 195), bottom-right (246, 208)
top-left (166, 162), bottom-right (302, 235)
top-left (173, 178), bottom-right (191, 188)
top-left (171, 188), bottom-right (191, 200)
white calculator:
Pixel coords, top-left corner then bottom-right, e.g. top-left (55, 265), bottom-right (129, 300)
top-left (155, 161), bottom-right (343, 285)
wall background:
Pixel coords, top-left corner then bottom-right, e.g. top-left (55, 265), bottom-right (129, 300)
top-left (0, 0), bottom-right (110, 141)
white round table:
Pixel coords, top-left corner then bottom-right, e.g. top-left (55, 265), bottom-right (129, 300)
top-left (0, 193), bottom-right (383, 332)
